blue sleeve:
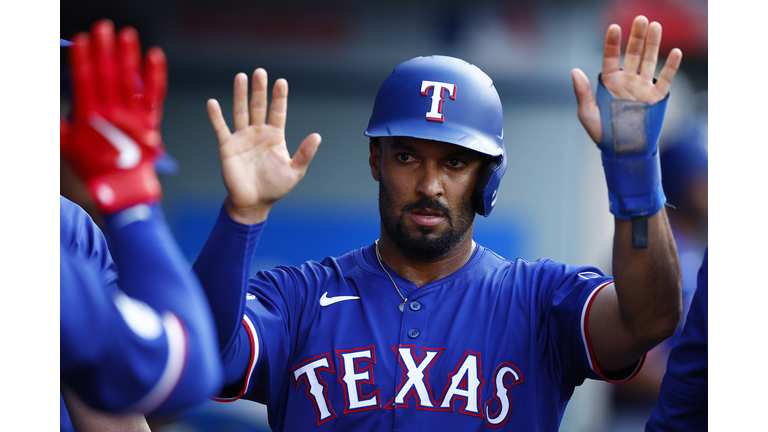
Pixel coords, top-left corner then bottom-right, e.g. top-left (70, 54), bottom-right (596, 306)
top-left (646, 248), bottom-right (708, 432)
top-left (60, 198), bottom-right (223, 416)
top-left (212, 261), bottom-right (327, 409)
top-left (192, 206), bottom-right (265, 387)
top-left (60, 196), bottom-right (118, 289)
top-left (532, 260), bottom-right (641, 399)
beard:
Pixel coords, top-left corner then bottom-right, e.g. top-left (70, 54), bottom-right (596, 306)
top-left (378, 173), bottom-right (475, 260)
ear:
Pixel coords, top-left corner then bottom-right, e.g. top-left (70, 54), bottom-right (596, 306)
top-left (369, 139), bottom-right (381, 182)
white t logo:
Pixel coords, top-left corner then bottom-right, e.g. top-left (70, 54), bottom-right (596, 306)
top-left (421, 80), bottom-right (457, 122)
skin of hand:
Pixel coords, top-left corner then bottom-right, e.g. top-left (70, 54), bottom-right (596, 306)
top-left (571, 15), bottom-right (683, 144)
top-left (206, 68), bottom-right (322, 225)
top-left (61, 385), bottom-right (151, 432)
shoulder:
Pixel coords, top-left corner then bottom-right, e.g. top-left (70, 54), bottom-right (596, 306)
top-left (252, 247), bottom-right (363, 286)
top-left (60, 196), bottom-right (95, 234)
top-left (484, 250), bottom-right (611, 295)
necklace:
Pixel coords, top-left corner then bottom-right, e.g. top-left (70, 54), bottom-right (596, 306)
top-left (374, 239), bottom-right (408, 312)
top-left (373, 239), bottom-right (478, 312)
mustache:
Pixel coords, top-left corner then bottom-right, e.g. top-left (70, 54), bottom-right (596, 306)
top-left (401, 197), bottom-right (452, 220)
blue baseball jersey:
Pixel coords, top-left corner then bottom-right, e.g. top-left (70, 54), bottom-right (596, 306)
top-left (195, 208), bottom-right (644, 431)
top-left (645, 248), bottom-right (708, 431)
top-left (60, 196), bottom-right (222, 416)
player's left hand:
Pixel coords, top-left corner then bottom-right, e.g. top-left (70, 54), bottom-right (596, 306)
top-left (571, 15), bottom-right (683, 144)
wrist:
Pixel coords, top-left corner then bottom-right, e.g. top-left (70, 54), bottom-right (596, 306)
top-left (86, 162), bottom-right (162, 214)
top-left (224, 196), bottom-right (272, 225)
top-left (595, 74), bottom-right (668, 220)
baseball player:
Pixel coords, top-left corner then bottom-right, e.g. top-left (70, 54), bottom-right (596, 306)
top-left (60, 20), bottom-right (222, 419)
top-left (194, 15), bottom-right (682, 431)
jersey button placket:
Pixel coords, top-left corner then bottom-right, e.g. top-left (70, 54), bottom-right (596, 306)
top-left (396, 297), bottom-right (426, 431)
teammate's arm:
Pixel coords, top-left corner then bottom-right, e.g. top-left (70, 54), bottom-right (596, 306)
top-left (61, 20), bottom-right (223, 415)
top-left (571, 15), bottom-right (683, 373)
top-left (61, 385), bottom-right (150, 432)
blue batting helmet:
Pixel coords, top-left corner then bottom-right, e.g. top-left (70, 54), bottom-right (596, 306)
top-left (364, 55), bottom-right (506, 216)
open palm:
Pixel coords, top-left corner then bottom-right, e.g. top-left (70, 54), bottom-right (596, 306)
top-left (571, 15), bottom-right (683, 144)
top-left (207, 68), bottom-right (321, 224)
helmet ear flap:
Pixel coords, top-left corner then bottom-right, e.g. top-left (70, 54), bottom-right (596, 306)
top-left (473, 157), bottom-right (499, 216)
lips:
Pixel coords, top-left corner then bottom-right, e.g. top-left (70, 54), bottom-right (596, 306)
top-left (410, 208), bottom-right (445, 227)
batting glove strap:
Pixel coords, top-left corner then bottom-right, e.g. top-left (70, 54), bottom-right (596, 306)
top-left (86, 161), bottom-right (162, 214)
top-left (596, 74), bottom-right (668, 219)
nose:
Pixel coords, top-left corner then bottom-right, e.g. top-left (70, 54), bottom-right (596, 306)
top-left (415, 161), bottom-right (444, 198)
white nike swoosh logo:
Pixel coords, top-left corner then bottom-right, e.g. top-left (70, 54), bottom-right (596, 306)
top-left (89, 113), bottom-right (141, 169)
top-left (319, 292), bottom-right (360, 307)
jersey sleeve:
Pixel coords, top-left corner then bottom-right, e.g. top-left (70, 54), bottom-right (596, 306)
top-left (60, 196), bottom-right (119, 289)
top-left (61, 249), bottom-right (184, 412)
top-left (192, 205), bottom-right (274, 400)
top-left (204, 249), bottom-right (330, 408)
top-left (531, 260), bottom-right (643, 398)
top-left (645, 248), bottom-right (708, 431)
top-left (60, 198), bottom-right (223, 416)
top-left (193, 205), bottom-right (264, 353)
top-left (211, 270), bottom-right (296, 406)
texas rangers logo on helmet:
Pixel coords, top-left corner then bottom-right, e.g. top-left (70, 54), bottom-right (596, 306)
top-left (421, 80), bottom-right (456, 122)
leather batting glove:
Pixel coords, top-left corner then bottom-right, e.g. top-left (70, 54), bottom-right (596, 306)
top-left (63, 19), bottom-right (168, 214)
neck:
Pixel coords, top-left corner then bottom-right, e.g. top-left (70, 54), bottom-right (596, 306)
top-left (376, 230), bottom-right (476, 288)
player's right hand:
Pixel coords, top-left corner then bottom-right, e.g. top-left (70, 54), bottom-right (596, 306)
top-left (207, 69), bottom-right (321, 225)
top-left (63, 19), bottom-right (167, 214)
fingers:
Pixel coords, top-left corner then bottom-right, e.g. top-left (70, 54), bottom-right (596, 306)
top-left (144, 47), bottom-right (168, 121)
top-left (623, 15), bottom-right (649, 74)
top-left (117, 26), bottom-right (141, 106)
top-left (639, 22), bottom-right (662, 81)
top-left (70, 32), bottom-right (95, 123)
top-left (250, 68), bottom-right (268, 125)
top-left (655, 48), bottom-right (683, 96)
top-left (207, 99), bottom-right (232, 145)
top-left (602, 24), bottom-right (622, 75)
top-left (268, 79), bottom-right (288, 130)
top-left (233, 73), bottom-right (249, 131)
top-left (291, 133), bottom-right (322, 173)
top-left (92, 20), bottom-right (119, 105)
top-left (571, 68), bottom-right (602, 143)
top-left (571, 68), bottom-right (593, 105)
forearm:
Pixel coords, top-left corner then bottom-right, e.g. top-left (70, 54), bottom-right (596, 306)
top-left (193, 204), bottom-right (265, 352)
top-left (612, 207), bottom-right (682, 348)
top-left (101, 204), bottom-right (224, 414)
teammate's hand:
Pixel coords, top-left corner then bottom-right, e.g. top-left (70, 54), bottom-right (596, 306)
top-left (63, 19), bottom-right (167, 214)
top-left (571, 15), bottom-right (683, 144)
top-left (207, 68), bottom-right (321, 224)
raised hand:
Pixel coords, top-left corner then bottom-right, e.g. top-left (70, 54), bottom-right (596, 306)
top-left (64, 19), bottom-right (168, 214)
top-left (207, 68), bottom-right (321, 224)
top-left (571, 15), bottom-right (683, 144)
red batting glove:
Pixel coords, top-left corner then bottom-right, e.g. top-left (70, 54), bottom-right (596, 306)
top-left (60, 117), bottom-right (70, 152)
top-left (64, 20), bottom-right (168, 214)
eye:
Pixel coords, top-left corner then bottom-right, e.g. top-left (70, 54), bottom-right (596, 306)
top-left (397, 153), bottom-right (413, 162)
top-left (447, 158), bottom-right (466, 168)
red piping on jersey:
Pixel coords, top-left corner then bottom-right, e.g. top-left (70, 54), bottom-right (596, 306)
top-left (582, 281), bottom-right (646, 383)
top-left (211, 316), bottom-right (258, 402)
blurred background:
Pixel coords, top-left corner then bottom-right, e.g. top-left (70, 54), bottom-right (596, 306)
top-left (60, 0), bottom-right (707, 430)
